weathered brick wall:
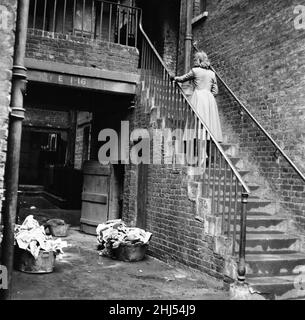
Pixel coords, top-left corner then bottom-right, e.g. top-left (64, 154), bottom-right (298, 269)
top-left (0, 0), bottom-right (17, 215)
top-left (191, 0), bottom-right (305, 235)
top-left (139, 0), bottom-right (180, 73)
top-left (177, 0), bottom-right (187, 74)
top-left (145, 164), bottom-right (226, 281)
top-left (74, 112), bottom-right (92, 170)
top-left (161, 0), bottom-right (180, 73)
top-left (25, 29), bottom-right (139, 74)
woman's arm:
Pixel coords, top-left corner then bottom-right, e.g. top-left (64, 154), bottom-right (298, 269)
top-left (211, 74), bottom-right (218, 96)
top-left (174, 69), bottom-right (195, 83)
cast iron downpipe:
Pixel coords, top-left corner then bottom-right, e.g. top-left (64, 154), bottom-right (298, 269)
top-left (0, 0), bottom-right (30, 300)
top-left (185, 0), bottom-right (193, 72)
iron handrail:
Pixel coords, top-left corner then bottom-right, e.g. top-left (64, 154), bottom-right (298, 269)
top-left (139, 21), bottom-right (250, 194)
top-left (211, 66), bottom-right (305, 182)
top-left (188, 41), bottom-right (305, 184)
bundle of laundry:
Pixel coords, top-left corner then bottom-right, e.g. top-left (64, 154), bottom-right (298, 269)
top-left (96, 219), bottom-right (152, 257)
top-left (14, 215), bottom-right (68, 259)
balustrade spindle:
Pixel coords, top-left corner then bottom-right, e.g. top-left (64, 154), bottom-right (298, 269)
top-left (73, 0), bottom-right (77, 35)
top-left (33, 0), bottom-right (37, 29)
top-left (91, 0), bottom-right (94, 38)
top-left (53, 0), bottom-right (57, 33)
top-left (227, 169), bottom-right (233, 236)
top-left (81, 0), bottom-right (85, 37)
top-left (43, 0), bottom-right (47, 31)
top-left (108, 3), bottom-right (112, 42)
top-left (63, 0), bottom-right (67, 34)
top-left (117, 5), bottom-right (121, 44)
top-left (222, 161), bottom-right (227, 233)
top-left (99, 1), bottom-right (104, 39)
top-left (217, 151), bottom-right (222, 215)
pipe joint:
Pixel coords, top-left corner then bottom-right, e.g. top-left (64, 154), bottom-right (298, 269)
top-left (12, 65), bottom-right (27, 80)
top-left (10, 107), bottom-right (26, 120)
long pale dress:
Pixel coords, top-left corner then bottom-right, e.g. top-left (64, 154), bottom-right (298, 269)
top-left (175, 67), bottom-right (223, 143)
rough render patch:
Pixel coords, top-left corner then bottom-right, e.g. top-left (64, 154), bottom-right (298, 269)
top-left (187, 165), bottom-right (205, 177)
top-left (204, 215), bottom-right (222, 237)
top-left (224, 257), bottom-right (238, 280)
top-left (196, 196), bottom-right (211, 221)
top-left (187, 180), bottom-right (202, 201)
top-left (229, 283), bottom-right (266, 300)
top-left (213, 235), bottom-right (233, 257)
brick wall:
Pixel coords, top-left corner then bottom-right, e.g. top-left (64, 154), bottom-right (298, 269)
top-left (178, 0), bottom-right (187, 74)
top-left (191, 0), bottom-right (305, 236)
top-left (24, 107), bottom-right (70, 129)
top-left (0, 0), bottom-right (17, 215)
top-left (74, 111), bottom-right (92, 170)
top-left (139, 0), bottom-right (180, 73)
top-left (161, 0), bottom-right (180, 73)
top-left (145, 164), bottom-right (226, 281)
top-left (25, 29), bottom-right (139, 74)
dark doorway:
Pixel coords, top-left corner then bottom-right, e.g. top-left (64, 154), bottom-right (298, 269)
top-left (19, 129), bottom-right (67, 186)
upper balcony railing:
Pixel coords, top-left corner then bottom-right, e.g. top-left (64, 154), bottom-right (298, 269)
top-left (28, 0), bottom-right (141, 47)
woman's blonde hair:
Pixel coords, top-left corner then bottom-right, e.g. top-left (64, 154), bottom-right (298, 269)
top-left (194, 51), bottom-right (210, 69)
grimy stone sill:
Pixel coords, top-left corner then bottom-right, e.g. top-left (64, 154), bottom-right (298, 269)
top-left (192, 11), bottom-right (209, 25)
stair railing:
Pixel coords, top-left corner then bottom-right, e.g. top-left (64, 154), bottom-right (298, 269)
top-left (139, 21), bottom-right (251, 282)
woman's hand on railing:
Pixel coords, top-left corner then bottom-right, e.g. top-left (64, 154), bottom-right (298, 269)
top-left (169, 75), bottom-right (176, 82)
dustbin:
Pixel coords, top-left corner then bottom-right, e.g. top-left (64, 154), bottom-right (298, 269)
top-left (14, 247), bottom-right (56, 273)
top-left (112, 242), bottom-right (148, 262)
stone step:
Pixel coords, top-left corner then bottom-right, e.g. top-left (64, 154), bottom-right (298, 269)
top-left (226, 156), bottom-right (240, 165)
top-left (248, 275), bottom-right (305, 300)
top-left (246, 253), bottom-right (305, 277)
top-left (230, 216), bottom-right (287, 232)
top-left (246, 211), bottom-right (274, 216)
top-left (212, 170), bottom-right (251, 182)
top-left (238, 233), bottom-right (300, 253)
top-left (18, 184), bottom-right (44, 196)
top-left (204, 169), bottom-right (251, 180)
top-left (205, 182), bottom-right (260, 193)
top-left (219, 143), bottom-right (239, 157)
top-left (218, 198), bottom-right (273, 212)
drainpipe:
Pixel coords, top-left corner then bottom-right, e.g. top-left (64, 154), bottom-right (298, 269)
top-left (184, 0), bottom-right (193, 73)
top-left (0, 0), bottom-right (30, 300)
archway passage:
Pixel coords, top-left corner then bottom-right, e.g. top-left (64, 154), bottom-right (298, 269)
top-left (18, 81), bottom-right (134, 230)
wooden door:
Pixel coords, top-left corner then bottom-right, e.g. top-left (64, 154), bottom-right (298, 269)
top-left (80, 161), bottom-right (111, 235)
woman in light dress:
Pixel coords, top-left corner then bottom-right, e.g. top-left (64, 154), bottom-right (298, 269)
top-left (173, 51), bottom-right (223, 144)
